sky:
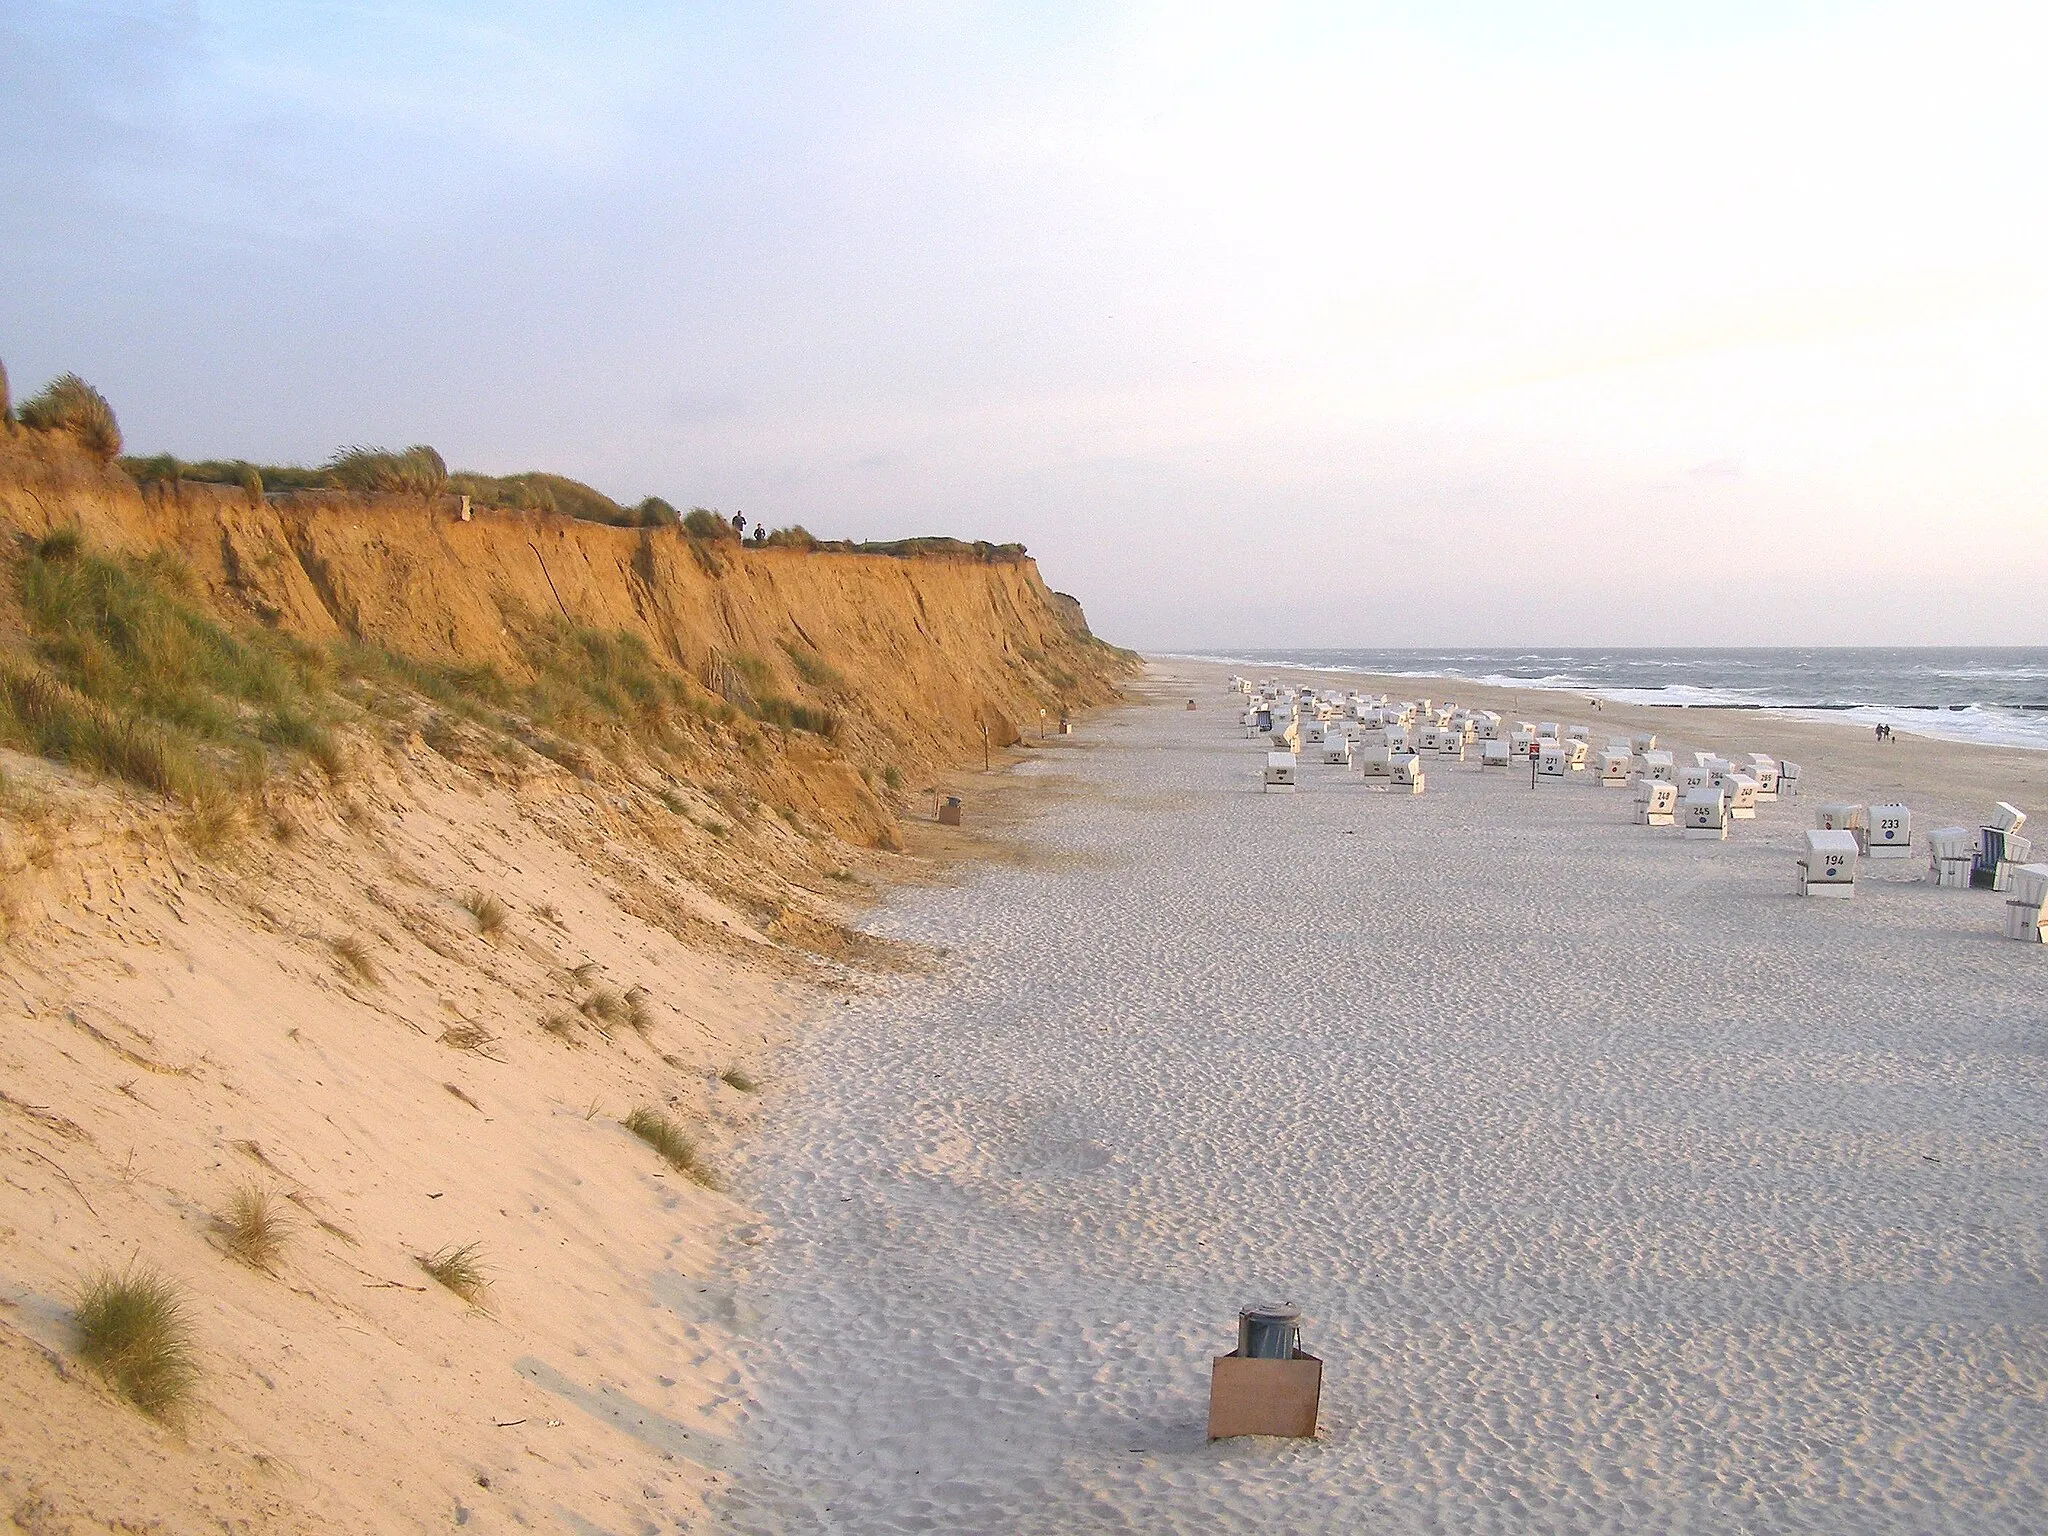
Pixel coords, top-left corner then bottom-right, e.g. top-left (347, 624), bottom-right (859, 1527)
top-left (3, 1), bottom-right (2045, 648)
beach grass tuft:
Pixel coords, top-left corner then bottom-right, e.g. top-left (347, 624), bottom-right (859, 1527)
top-left (461, 890), bottom-right (508, 937)
top-left (331, 933), bottom-right (379, 985)
top-left (416, 1242), bottom-right (490, 1307)
top-left (438, 1022), bottom-right (496, 1054)
top-left (719, 1066), bottom-right (758, 1093)
top-left (540, 1009), bottom-right (580, 1043)
top-left (624, 1106), bottom-right (714, 1185)
top-left (215, 1185), bottom-right (292, 1271)
top-left (579, 987), bottom-right (628, 1028)
top-left (73, 1265), bottom-right (197, 1419)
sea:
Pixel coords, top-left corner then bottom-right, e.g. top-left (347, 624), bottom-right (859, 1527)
top-left (1164, 648), bottom-right (2048, 751)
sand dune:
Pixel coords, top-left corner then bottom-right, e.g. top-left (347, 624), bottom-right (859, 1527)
top-left (711, 662), bottom-right (2046, 1534)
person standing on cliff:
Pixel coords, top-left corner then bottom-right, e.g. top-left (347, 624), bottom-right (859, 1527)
top-left (733, 513), bottom-right (747, 539)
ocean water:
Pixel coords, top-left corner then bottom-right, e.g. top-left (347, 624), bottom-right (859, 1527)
top-left (1164, 648), bottom-right (2048, 751)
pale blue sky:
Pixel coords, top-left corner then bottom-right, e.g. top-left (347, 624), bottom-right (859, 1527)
top-left (4, 2), bottom-right (2044, 645)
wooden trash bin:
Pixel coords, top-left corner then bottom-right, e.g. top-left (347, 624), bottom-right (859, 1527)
top-left (1208, 1351), bottom-right (1323, 1440)
top-left (937, 796), bottom-right (963, 826)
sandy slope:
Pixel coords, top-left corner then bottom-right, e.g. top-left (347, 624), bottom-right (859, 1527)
top-left (0, 734), bottom-right (857, 1533)
top-left (710, 662), bottom-right (2046, 1534)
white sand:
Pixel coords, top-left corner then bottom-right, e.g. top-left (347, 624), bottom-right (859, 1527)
top-left (712, 665), bottom-right (2047, 1533)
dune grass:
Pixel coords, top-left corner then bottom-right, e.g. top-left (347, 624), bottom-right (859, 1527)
top-left (540, 1009), bottom-right (580, 1044)
top-left (73, 1265), bottom-right (196, 1419)
top-left (416, 1243), bottom-right (490, 1307)
top-left (624, 984), bottom-right (654, 1036)
top-left (719, 1066), bottom-right (758, 1093)
top-left (461, 890), bottom-right (508, 937)
top-left (0, 532), bottom-right (337, 800)
top-left (330, 933), bottom-right (379, 985)
top-left (623, 1106), bottom-right (713, 1185)
top-left (215, 1185), bottom-right (292, 1271)
top-left (438, 1022), bottom-right (496, 1054)
top-left (579, 987), bottom-right (629, 1028)
top-left (18, 373), bottom-right (122, 460)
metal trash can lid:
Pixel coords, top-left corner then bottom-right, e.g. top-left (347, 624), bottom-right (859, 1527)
top-left (1240, 1303), bottom-right (1299, 1323)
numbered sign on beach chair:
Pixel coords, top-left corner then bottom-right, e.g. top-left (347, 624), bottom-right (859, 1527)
top-left (1798, 829), bottom-right (1859, 897)
top-left (1682, 787), bottom-right (1728, 839)
top-left (1865, 803), bottom-right (1912, 859)
top-left (1635, 779), bottom-right (1679, 825)
top-left (1263, 751), bottom-right (1298, 793)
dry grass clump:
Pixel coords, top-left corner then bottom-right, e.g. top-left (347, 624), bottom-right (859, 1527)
top-left (178, 790), bottom-right (245, 857)
top-left (623, 1106), bottom-right (713, 1185)
top-left (73, 1265), bottom-right (196, 1419)
top-left (579, 987), bottom-right (628, 1029)
top-left (438, 1022), bottom-right (496, 1054)
top-left (461, 890), bottom-right (508, 937)
top-left (720, 1066), bottom-right (758, 1093)
top-left (416, 1242), bottom-right (490, 1307)
top-left (326, 443), bottom-right (447, 497)
top-left (624, 984), bottom-right (654, 1036)
top-left (330, 933), bottom-right (379, 985)
top-left (540, 1009), bottom-right (581, 1044)
top-left (567, 961), bottom-right (598, 984)
top-left (214, 1185), bottom-right (292, 1271)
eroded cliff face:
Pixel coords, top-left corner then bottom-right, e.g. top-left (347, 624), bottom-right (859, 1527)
top-left (0, 431), bottom-right (1130, 839)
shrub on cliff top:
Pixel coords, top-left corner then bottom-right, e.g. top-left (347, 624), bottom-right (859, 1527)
top-left (325, 443), bottom-right (447, 497)
top-left (682, 507), bottom-right (737, 540)
top-left (17, 373), bottom-right (122, 461)
top-left (0, 357), bottom-right (12, 427)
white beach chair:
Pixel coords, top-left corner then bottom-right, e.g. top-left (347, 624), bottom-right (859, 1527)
top-left (1538, 722), bottom-right (1560, 740)
top-left (1977, 826), bottom-right (2035, 890)
top-left (1537, 742), bottom-right (1567, 778)
top-left (1631, 732), bottom-right (1657, 754)
top-left (1726, 774), bottom-right (1761, 819)
top-left (1321, 736), bottom-right (1352, 766)
top-left (1264, 751), bottom-right (1298, 793)
top-left (2003, 864), bottom-right (2048, 941)
top-left (1417, 725), bottom-right (1444, 753)
top-left (1927, 827), bottom-right (1976, 888)
top-left (1678, 765), bottom-right (1712, 798)
top-left (1599, 750), bottom-right (1631, 786)
top-left (1817, 803), bottom-right (1865, 850)
top-left (1436, 733), bottom-right (1466, 762)
top-left (1798, 829), bottom-right (1859, 898)
top-left (1746, 754), bottom-right (1780, 800)
top-left (1692, 751), bottom-right (1715, 768)
top-left (1390, 754), bottom-right (1425, 794)
top-left (1778, 761), bottom-right (1802, 797)
top-left (1563, 740), bottom-right (1589, 771)
top-left (1567, 724), bottom-right (1591, 743)
top-left (1635, 779), bottom-right (1679, 825)
top-left (1865, 803), bottom-right (1912, 859)
top-left (1640, 750), bottom-right (1676, 783)
top-left (1510, 730), bottom-right (1537, 759)
top-left (1480, 739), bottom-right (1511, 769)
top-left (1359, 744), bottom-right (1393, 779)
top-left (1682, 787), bottom-right (1728, 840)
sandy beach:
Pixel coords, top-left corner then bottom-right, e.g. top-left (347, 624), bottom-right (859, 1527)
top-left (711, 659), bottom-right (2046, 1534)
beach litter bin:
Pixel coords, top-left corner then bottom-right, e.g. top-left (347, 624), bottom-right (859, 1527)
top-left (1798, 829), bottom-right (1859, 897)
top-left (1866, 803), bottom-right (1912, 859)
top-left (1209, 1304), bottom-right (1321, 1441)
top-left (938, 796), bottom-right (963, 826)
